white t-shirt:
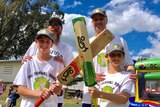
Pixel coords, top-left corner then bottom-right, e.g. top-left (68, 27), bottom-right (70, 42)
top-left (24, 42), bottom-right (74, 103)
top-left (13, 56), bottom-right (64, 107)
top-left (98, 71), bottom-right (133, 107)
top-left (82, 35), bottom-right (134, 104)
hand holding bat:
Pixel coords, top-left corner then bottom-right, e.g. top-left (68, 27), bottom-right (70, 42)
top-left (34, 82), bottom-right (62, 107)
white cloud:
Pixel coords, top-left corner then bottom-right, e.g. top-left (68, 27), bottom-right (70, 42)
top-left (58, 0), bottom-right (65, 6)
top-left (136, 31), bottom-right (160, 58)
top-left (64, 1), bottom-right (82, 9)
top-left (61, 14), bottom-right (94, 53)
top-left (107, 2), bottom-right (160, 35)
top-left (153, 0), bottom-right (160, 4)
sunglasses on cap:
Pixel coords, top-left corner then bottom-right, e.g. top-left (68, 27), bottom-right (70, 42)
top-left (49, 21), bottom-right (62, 27)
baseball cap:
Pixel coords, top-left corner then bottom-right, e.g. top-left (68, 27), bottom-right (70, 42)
top-left (106, 44), bottom-right (124, 55)
top-left (90, 8), bottom-right (107, 18)
top-left (36, 29), bottom-right (55, 41)
top-left (48, 14), bottom-right (64, 27)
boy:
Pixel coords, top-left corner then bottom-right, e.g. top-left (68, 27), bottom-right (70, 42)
top-left (13, 29), bottom-right (64, 107)
top-left (88, 44), bottom-right (134, 107)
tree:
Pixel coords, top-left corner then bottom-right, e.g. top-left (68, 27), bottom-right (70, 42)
top-left (0, 0), bottom-right (64, 60)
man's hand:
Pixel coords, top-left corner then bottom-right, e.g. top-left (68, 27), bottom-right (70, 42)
top-left (21, 55), bottom-right (33, 64)
top-left (129, 73), bottom-right (137, 82)
top-left (96, 72), bottom-right (105, 82)
top-left (54, 56), bottom-right (65, 66)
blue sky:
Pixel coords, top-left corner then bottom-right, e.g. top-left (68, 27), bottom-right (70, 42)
top-left (54, 0), bottom-right (160, 60)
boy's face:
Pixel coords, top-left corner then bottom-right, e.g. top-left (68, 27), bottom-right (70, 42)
top-left (35, 35), bottom-right (53, 54)
top-left (108, 51), bottom-right (124, 67)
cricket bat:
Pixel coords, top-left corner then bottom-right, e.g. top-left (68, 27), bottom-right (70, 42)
top-left (57, 20), bottom-right (114, 85)
top-left (73, 17), bottom-right (97, 106)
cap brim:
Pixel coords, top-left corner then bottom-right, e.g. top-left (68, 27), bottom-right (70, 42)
top-left (109, 50), bottom-right (125, 54)
top-left (90, 13), bottom-right (106, 18)
top-left (36, 34), bottom-right (54, 41)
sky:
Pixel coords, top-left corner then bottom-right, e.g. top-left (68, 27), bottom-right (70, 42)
top-left (55, 0), bottom-right (160, 60)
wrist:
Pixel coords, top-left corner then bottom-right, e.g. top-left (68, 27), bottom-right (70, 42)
top-left (58, 89), bottom-right (63, 96)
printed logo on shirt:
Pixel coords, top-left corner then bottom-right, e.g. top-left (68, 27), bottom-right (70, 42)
top-left (97, 53), bottom-right (108, 67)
top-left (50, 49), bottom-right (63, 58)
top-left (34, 77), bottom-right (50, 91)
top-left (101, 86), bottom-right (113, 102)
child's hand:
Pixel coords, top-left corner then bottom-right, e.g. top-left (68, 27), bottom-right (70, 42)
top-left (40, 88), bottom-right (51, 99)
top-left (49, 82), bottom-right (62, 95)
top-left (88, 87), bottom-right (100, 98)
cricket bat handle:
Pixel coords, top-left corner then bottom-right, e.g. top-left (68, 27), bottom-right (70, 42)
top-left (34, 90), bottom-right (53, 107)
top-left (34, 97), bottom-right (45, 107)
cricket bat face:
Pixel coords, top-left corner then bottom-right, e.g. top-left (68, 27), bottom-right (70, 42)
top-left (57, 18), bottom-right (114, 85)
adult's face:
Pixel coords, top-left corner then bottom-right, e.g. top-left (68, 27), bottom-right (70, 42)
top-left (91, 14), bottom-right (107, 35)
top-left (47, 19), bottom-right (63, 42)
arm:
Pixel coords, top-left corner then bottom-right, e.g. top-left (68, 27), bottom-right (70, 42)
top-left (120, 37), bottom-right (135, 72)
top-left (18, 85), bottom-right (41, 98)
top-left (125, 65), bottom-right (135, 73)
top-left (88, 87), bottom-right (130, 104)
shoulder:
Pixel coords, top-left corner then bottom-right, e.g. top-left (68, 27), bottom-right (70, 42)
top-left (23, 55), bottom-right (37, 65)
top-left (120, 71), bottom-right (131, 77)
top-left (58, 42), bottom-right (72, 52)
top-left (58, 42), bottom-right (71, 49)
top-left (113, 35), bottom-right (126, 41)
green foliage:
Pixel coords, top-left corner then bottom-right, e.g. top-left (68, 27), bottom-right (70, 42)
top-left (0, 0), bottom-right (64, 60)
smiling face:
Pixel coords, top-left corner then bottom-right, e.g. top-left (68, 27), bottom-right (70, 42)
top-left (47, 18), bottom-right (63, 42)
top-left (108, 51), bottom-right (124, 68)
top-left (91, 14), bottom-right (108, 35)
top-left (35, 35), bottom-right (53, 54)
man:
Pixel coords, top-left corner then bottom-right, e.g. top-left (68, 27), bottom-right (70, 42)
top-left (82, 8), bottom-right (135, 107)
top-left (23, 14), bottom-right (74, 107)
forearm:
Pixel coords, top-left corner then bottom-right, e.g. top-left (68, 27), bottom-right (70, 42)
top-left (18, 86), bottom-right (40, 98)
top-left (99, 92), bottom-right (129, 104)
top-left (126, 65), bottom-right (135, 73)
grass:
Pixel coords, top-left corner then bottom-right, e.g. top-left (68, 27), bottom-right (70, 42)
top-left (0, 83), bottom-right (82, 107)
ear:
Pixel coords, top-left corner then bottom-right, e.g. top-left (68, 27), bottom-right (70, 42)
top-left (105, 54), bottom-right (108, 59)
top-left (35, 39), bottom-right (38, 44)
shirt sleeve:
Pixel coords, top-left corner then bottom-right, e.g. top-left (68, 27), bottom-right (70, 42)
top-left (23, 42), bottom-right (38, 58)
top-left (120, 37), bottom-right (134, 67)
top-left (13, 62), bottom-right (30, 86)
top-left (120, 74), bottom-right (135, 95)
top-left (63, 45), bottom-right (74, 66)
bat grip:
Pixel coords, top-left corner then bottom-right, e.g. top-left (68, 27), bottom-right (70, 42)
top-left (34, 91), bottom-right (53, 107)
top-left (34, 97), bottom-right (45, 107)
